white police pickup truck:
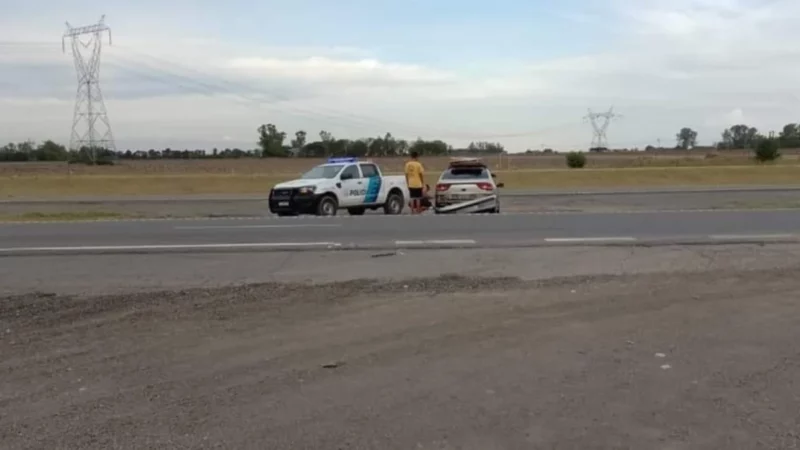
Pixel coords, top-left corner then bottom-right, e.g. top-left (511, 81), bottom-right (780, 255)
top-left (268, 157), bottom-right (409, 216)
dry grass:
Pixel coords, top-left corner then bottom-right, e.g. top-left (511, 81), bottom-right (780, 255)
top-left (2, 149), bottom-right (800, 177)
top-left (3, 165), bottom-right (800, 198)
top-left (3, 151), bottom-right (800, 198)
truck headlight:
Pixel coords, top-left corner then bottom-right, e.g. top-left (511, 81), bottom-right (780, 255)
top-left (298, 186), bottom-right (317, 194)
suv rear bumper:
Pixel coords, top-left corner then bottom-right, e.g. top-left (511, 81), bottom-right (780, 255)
top-left (434, 195), bottom-right (497, 213)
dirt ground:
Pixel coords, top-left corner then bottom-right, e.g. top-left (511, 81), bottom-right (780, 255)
top-left (2, 270), bottom-right (799, 449)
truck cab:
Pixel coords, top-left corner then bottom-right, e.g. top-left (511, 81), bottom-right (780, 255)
top-left (269, 157), bottom-right (409, 216)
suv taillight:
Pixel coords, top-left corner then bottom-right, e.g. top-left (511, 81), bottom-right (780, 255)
top-left (436, 183), bottom-right (450, 191)
top-left (476, 182), bottom-right (494, 191)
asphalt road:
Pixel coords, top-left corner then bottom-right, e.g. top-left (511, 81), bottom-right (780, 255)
top-left (3, 185), bottom-right (800, 218)
top-left (2, 209), bottom-right (800, 255)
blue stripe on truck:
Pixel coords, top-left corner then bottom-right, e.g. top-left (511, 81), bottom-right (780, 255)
top-left (365, 176), bottom-right (382, 203)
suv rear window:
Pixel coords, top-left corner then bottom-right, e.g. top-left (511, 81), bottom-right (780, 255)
top-left (440, 167), bottom-right (490, 180)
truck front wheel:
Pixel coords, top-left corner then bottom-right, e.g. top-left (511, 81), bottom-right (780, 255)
top-left (316, 195), bottom-right (338, 216)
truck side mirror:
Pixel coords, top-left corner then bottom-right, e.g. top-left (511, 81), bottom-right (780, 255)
top-left (497, 182), bottom-right (505, 188)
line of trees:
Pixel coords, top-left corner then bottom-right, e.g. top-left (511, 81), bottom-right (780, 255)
top-left (0, 125), bottom-right (507, 163)
top-left (256, 125), bottom-right (506, 158)
top-left (673, 123), bottom-right (800, 151)
top-left (3, 122), bottom-right (800, 163)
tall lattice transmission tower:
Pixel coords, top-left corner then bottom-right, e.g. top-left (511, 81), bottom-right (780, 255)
top-left (583, 107), bottom-right (621, 151)
top-left (63, 15), bottom-right (116, 160)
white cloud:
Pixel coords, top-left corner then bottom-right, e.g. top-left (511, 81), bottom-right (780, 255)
top-left (226, 56), bottom-right (453, 84)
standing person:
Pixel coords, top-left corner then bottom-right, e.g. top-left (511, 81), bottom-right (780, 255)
top-left (404, 151), bottom-right (425, 214)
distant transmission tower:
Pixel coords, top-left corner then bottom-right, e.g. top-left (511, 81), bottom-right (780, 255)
top-left (63, 15), bottom-right (116, 161)
top-left (583, 107), bottom-right (621, 151)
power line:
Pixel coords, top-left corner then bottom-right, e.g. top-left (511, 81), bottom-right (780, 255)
top-left (109, 45), bottom-right (581, 141)
top-left (583, 107), bottom-right (621, 150)
top-left (3, 39), bottom-right (582, 142)
top-left (63, 15), bottom-right (115, 160)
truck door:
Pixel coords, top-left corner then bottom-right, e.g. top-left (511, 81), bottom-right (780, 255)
top-left (359, 163), bottom-right (382, 204)
top-left (338, 164), bottom-right (365, 207)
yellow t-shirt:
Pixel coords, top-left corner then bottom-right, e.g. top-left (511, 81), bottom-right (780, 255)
top-left (404, 160), bottom-right (424, 189)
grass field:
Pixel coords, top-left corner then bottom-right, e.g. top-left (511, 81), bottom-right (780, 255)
top-left (2, 152), bottom-right (800, 198)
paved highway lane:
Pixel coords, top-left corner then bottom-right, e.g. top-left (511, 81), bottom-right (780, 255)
top-left (4, 185), bottom-right (800, 219)
top-left (2, 209), bottom-right (800, 254)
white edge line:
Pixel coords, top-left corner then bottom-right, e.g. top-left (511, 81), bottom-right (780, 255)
top-left (544, 237), bottom-right (637, 242)
top-left (709, 234), bottom-right (796, 240)
top-left (395, 239), bottom-right (477, 245)
top-left (0, 242), bottom-right (342, 252)
top-left (174, 224), bottom-right (342, 230)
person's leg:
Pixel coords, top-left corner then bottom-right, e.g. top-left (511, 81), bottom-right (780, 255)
top-left (409, 188), bottom-right (421, 213)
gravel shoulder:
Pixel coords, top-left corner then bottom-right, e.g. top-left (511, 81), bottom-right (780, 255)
top-left (3, 265), bottom-right (800, 449)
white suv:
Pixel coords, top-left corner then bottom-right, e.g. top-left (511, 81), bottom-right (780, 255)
top-left (433, 158), bottom-right (503, 214)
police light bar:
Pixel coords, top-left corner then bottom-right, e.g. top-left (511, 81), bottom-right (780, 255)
top-left (327, 156), bottom-right (358, 164)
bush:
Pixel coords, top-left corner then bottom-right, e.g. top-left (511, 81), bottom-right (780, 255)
top-left (565, 151), bottom-right (586, 168)
top-left (754, 138), bottom-right (780, 162)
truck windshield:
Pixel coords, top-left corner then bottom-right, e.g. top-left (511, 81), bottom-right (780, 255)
top-left (301, 164), bottom-right (343, 179)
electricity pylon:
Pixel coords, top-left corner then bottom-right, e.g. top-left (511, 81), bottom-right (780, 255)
top-left (63, 15), bottom-right (116, 161)
top-left (583, 107), bottom-right (621, 151)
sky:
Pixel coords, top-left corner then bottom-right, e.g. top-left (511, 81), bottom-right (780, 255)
top-left (1, 0), bottom-right (800, 152)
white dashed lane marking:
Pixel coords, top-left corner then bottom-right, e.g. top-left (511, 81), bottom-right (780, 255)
top-left (173, 224), bottom-right (342, 230)
top-left (544, 237), bottom-right (638, 243)
top-left (708, 234), bottom-right (796, 240)
top-left (0, 242), bottom-right (343, 253)
top-left (395, 239), bottom-right (477, 246)
top-left (3, 207), bottom-right (800, 225)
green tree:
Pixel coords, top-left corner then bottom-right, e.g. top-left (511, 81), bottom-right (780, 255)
top-left (566, 151), bottom-right (586, 168)
top-left (675, 127), bottom-right (698, 149)
top-left (754, 137), bottom-right (780, 162)
top-left (778, 123), bottom-right (800, 148)
top-left (720, 124), bottom-right (759, 149)
top-left (467, 141), bottom-right (505, 154)
top-left (328, 139), bottom-right (350, 156)
top-left (257, 124), bottom-right (288, 157)
top-left (348, 139), bottom-right (369, 157)
top-left (291, 130), bottom-right (307, 150)
top-left (35, 140), bottom-right (69, 161)
top-left (409, 138), bottom-right (450, 156)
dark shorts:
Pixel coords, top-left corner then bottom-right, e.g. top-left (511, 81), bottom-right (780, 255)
top-left (409, 188), bottom-right (423, 199)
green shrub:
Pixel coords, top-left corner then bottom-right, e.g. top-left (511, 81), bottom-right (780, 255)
top-left (565, 151), bottom-right (586, 168)
top-left (754, 138), bottom-right (780, 162)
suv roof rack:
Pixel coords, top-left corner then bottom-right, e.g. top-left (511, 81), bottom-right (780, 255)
top-left (448, 157), bottom-right (487, 168)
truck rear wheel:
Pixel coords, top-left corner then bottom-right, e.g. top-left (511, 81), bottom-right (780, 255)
top-left (383, 191), bottom-right (404, 215)
top-left (316, 195), bottom-right (338, 216)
